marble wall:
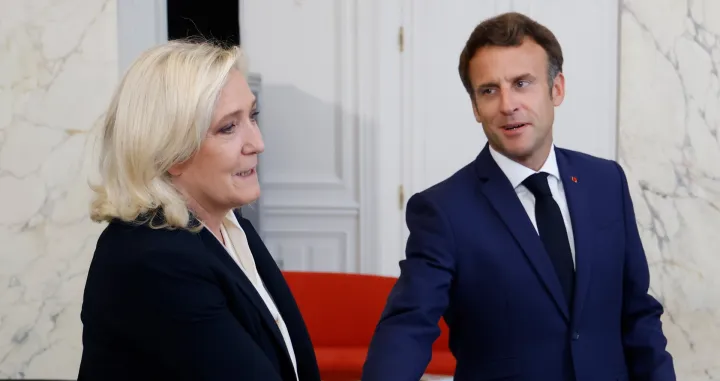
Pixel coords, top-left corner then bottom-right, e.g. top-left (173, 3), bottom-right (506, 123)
top-left (0, 0), bottom-right (117, 378)
top-left (619, 0), bottom-right (720, 379)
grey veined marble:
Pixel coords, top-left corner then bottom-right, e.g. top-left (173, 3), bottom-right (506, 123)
top-left (0, 0), bottom-right (116, 378)
top-left (619, 0), bottom-right (720, 379)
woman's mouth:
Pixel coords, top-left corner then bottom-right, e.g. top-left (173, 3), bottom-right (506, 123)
top-left (235, 168), bottom-right (255, 177)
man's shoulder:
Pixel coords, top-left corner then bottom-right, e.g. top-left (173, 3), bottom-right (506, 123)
top-left (555, 146), bottom-right (623, 178)
top-left (556, 146), bottom-right (615, 166)
top-left (554, 147), bottom-right (635, 207)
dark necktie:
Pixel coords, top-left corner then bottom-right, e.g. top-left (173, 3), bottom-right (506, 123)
top-left (522, 172), bottom-right (575, 306)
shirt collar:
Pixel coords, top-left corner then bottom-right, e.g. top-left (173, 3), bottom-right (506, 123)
top-left (488, 144), bottom-right (560, 189)
top-left (223, 209), bottom-right (244, 230)
top-left (198, 209), bottom-right (243, 232)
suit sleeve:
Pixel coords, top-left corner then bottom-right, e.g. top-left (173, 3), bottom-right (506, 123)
top-left (362, 192), bottom-right (456, 381)
top-left (615, 163), bottom-right (676, 380)
top-left (122, 246), bottom-right (284, 381)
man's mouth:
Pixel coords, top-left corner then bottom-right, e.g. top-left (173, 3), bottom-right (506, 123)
top-left (503, 123), bottom-right (529, 130)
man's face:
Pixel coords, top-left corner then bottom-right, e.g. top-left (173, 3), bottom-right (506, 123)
top-left (468, 37), bottom-right (565, 170)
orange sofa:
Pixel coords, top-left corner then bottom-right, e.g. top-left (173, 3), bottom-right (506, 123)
top-left (282, 271), bottom-right (455, 381)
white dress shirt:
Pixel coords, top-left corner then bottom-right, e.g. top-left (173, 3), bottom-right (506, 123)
top-left (208, 211), bottom-right (299, 380)
top-left (488, 145), bottom-right (576, 266)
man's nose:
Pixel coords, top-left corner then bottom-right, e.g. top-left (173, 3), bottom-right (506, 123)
top-left (499, 89), bottom-right (520, 115)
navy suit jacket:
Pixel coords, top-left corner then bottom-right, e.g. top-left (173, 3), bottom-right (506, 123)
top-left (362, 146), bottom-right (675, 381)
top-left (78, 211), bottom-right (320, 381)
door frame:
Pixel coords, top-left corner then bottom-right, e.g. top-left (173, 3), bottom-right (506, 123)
top-left (366, 0), bottom-right (407, 276)
top-left (399, 0), bottom-right (425, 248)
top-left (373, 0), bottom-right (430, 276)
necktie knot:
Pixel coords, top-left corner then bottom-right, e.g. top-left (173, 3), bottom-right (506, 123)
top-left (523, 172), bottom-right (552, 197)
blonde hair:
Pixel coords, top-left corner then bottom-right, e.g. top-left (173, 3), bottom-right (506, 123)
top-left (90, 40), bottom-right (247, 229)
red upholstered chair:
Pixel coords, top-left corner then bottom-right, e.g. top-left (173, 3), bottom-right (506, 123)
top-left (282, 271), bottom-right (455, 381)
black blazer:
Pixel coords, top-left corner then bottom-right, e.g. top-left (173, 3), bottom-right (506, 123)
top-left (78, 211), bottom-right (321, 381)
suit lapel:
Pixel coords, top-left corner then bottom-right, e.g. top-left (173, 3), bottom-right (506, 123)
top-left (474, 146), bottom-right (570, 321)
top-left (198, 225), bottom-right (294, 371)
top-left (555, 149), bottom-right (594, 322)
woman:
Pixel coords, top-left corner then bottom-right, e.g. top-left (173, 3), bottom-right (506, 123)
top-left (78, 40), bottom-right (320, 381)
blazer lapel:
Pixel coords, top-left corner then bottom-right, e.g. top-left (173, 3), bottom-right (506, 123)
top-left (474, 146), bottom-right (570, 321)
top-left (238, 215), bottom-right (322, 381)
top-left (555, 149), bottom-right (594, 322)
top-left (198, 226), bottom-right (294, 370)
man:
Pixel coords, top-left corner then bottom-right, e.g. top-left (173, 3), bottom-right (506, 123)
top-left (362, 12), bottom-right (675, 381)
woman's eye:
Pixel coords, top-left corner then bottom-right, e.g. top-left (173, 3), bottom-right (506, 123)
top-left (220, 123), bottom-right (236, 134)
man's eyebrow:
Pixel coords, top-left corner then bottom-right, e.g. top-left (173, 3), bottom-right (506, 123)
top-left (475, 73), bottom-right (535, 93)
top-left (476, 81), bottom-right (499, 92)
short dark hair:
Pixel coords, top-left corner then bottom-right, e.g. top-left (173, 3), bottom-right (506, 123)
top-left (458, 12), bottom-right (563, 96)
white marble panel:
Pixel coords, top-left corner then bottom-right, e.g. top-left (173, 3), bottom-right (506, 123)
top-left (619, 0), bottom-right (720, 379)
top-left (0, 0), bottom-right (117, 378)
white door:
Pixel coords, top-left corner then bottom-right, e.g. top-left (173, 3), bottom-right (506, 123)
top-left (379, 0), bottom-right (620, 274)
top-left (241, 0), bottom-right (404, 274)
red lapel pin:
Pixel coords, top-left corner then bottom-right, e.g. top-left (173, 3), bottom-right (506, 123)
top-left (571, 176), bottom-right (578, 183)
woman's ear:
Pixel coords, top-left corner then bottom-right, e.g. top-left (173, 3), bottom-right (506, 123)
top-left (168, 160), bottom-right (189, 177)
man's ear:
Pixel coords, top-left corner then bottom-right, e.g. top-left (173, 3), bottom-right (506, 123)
top-left (551, 72), bottom-right (565, 106)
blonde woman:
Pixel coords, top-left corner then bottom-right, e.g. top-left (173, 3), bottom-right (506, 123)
top-left (78, 40), bottom-right (320, 381)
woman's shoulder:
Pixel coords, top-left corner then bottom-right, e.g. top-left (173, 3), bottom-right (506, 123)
top-left (93, 217), bottom-right (206, 267)
top-left (85, 219), bottom-right (216, 301)
top-left (83, 219), bottom-right (220, 325)
top-left (105, 216), bottom-right (196, 241)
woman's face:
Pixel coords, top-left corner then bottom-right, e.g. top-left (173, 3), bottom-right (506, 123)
top-left (170, 69), bottom-right (264, 217)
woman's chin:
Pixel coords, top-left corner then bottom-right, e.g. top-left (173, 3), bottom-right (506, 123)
top-left (235, 187), bottom-right (261, 206)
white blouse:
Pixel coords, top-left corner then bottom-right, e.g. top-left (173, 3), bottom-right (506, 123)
top-left (210, 211), bottom-right (298, 380)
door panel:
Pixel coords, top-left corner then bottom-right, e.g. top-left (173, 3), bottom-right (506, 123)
top-left (241, 0), bottom-right (397, 274)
